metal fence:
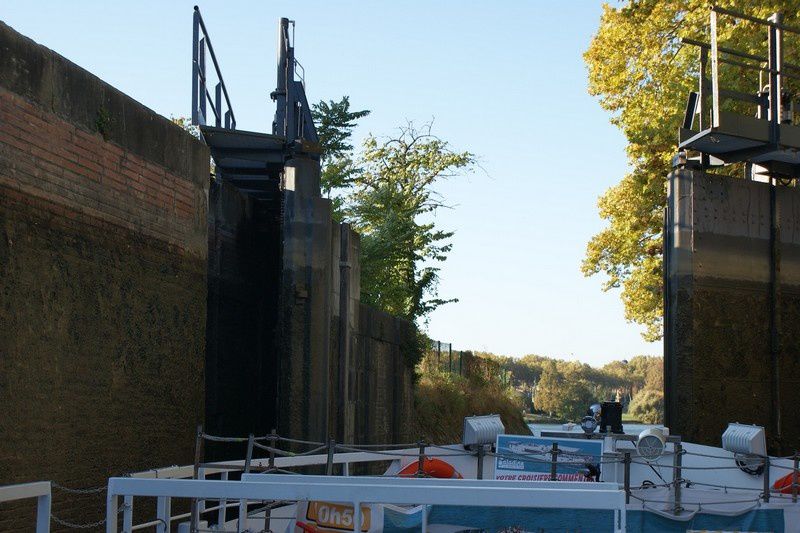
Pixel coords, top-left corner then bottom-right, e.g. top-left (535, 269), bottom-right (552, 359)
top-left (420, 340), bottom-right (511, 385)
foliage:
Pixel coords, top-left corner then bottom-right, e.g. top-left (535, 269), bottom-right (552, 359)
top-left (311, 97), bottom-right (370, 219)
top-left (582, 1), bottom-right (800, 341)
top-left (346, 123), bottom-right (475, 322)
top-left (627, 389), bottom-right (664, 424)
top-left (413, 369), bottom-right (529, 444)
top-left (312, 99), bottom-right (473, 323)
top-left (480, 351), bottom-right (663, 423)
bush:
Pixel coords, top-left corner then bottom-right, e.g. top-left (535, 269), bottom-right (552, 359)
top-left (627, 389), bottom-right (664, 424)
top-left (413, 371), bottom-right (529, 444)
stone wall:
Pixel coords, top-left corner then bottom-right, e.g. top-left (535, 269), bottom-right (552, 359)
top-left (0, 21), bottom-right (208, 529)
top-left (665, 169), bottom-right (800, 454)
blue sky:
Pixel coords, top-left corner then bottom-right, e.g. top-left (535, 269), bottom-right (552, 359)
top-left (2, 1), bottom-right (660, 365)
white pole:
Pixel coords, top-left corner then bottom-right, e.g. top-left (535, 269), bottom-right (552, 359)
top-left (122, 494), bottom-right (133, 532)
top-left (36, 489), bottom-right (51, 533)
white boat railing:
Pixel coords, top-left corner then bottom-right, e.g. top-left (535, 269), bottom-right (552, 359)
top-left (106, 475), bottom-right (627, 533)
top-left (0, 481), bottom-right (52, 533)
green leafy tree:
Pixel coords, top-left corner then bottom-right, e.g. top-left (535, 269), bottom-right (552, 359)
top-left (347, 123), bottom-right (475, 322)
top-left (311, 97), bottom-right (370, 219)
top-left (533, 361), bottom-right (562, 417)
top-left (582, 1), bottom-right (800, 341)
top-left (628, 389), bottom-right (664, 424)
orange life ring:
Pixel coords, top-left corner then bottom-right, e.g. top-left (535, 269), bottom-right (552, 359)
top-left (397, 457), bottom-right (462, 479)
top-left (772, 472), bottom-right (799, 494)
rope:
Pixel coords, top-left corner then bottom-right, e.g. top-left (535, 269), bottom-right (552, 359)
top-left (52, 481), bottom-right (106, 494)
top-left (277, 436), bottom-right (327, 447)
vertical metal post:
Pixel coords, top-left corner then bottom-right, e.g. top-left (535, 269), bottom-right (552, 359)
top-left (215, 83), bottom-right (222, 127)
top-left (709, 8), bottom-right (720, 127)
top-left (477, 445), bottom-right (485, 480)
top-left (623, 452), bottom-right (631, 504)
top-left (156, 496), bottom-right (171, 533)
top-left (353, 501), bottom-right (362, 533)
top-left (437, 342), bottom-right (441, 370)
top-left (190, 424), bottom-right (203, 532)
top-left (550, 443), bottom-right (559, 481)
top-left (36, 489), bottom-right (51, 533)
top-left (768, 12), bottom-right (784, 444)
top-left (448, 345), bottom-right (452, 373)
top-left (768, 13), bottom-right (783, 143)
top-left (673, 443), bottom-right (683, 513)
top-left (237, 498), bottom-right (247, 533)
top-left (122, 494), bottom-right (133, 533)
top-left (217, 471), bottom-right (229, 527)
top-left (199, 38), bottom-right (207, 124)
top-left (106, 491), bottom-right (119, 533)
top-left (268, 428), bottom-right (277, 472)
top-left (417, 441), bottom-right (427, 477)
top-left (191, 9), bottom-right (200, 126)
top-left (244, 434), bottom-right (255, 474)
top-left (763, 455), bottom-right (771, 503)
top-left (792, 454), bottom-right (798, 503)
top-left (326, 438), bottom-right (336, 475)
top-left (197, 467), bottom-right (206, 514)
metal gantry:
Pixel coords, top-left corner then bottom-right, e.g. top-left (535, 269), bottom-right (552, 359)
top-left (679, 6), bottom-right (800, 177)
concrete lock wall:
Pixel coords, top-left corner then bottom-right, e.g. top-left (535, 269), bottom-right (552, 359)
top-left (0, 21), bottom-right (208, 529)
top-left (665, 169), bottom-right (800, 454)
top-left (276, 156), bottom-right (415, 447)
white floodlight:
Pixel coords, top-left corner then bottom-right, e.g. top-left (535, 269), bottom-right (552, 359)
top-left (636, 427), bottom-right (666, 461)
top-left (463, 415), bottom-right (505, 448)
top-left (722, 423), bottom-right (766, 456)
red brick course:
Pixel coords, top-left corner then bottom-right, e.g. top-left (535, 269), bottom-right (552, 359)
top-left (0, 87), bottom-right (205, 254)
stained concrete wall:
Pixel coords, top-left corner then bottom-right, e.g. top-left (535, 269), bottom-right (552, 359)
top-left (665, 169), bottom-right (800, 453)
top-left (0, 21), bottom-right (208, 529)
top-left (275, 156), bottom-right (415, 446)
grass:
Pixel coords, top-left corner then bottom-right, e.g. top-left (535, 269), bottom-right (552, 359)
top-left (412, 371), bottom-right (529, 444)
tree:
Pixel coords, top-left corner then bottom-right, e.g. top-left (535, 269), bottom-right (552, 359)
top-left (582, 1), bottom-right (800, 341)
top-left (311, 97), bottom-right (370, 219)
top-left (533, 361), bottom-right (561, 417)
top-left (628, 389), bottom-right (664, 424)
top-left (347, 123), bottom-right (475, 322)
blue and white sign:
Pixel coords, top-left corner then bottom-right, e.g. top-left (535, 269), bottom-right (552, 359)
top-left (494, 434), bottom-right (603, 481)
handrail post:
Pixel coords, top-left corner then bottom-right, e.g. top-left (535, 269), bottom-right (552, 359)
top-left (623, 452), bottom-right (631, 504)
top-left (793, 453), bottom-right (798, 503)
top-left (122, 494), bottom-right (133, 533)
top-left (477, 445), bottom-right (485, 480)
top-left (36, 486), bottom-right (51, 533)
top-left (673, 443), bottom-right (683, 513)
top-left (191, 9), bottom-right (199, 126)
top-left (156, 496), bottom-right (171, 533)
top-left (190, 424), bottom-right (203, 532)
top-left (550, 443), bottom-right (559, 481)
top-left (244, 434), bottom-right (255, 474)
top-left (763, 455), bottom-right (771, 503)
top-left (417, 440), bottom-right (427, 477)
top-left (326, 438), bottom-right (336, 476)
top-left (710, 7), bottom-right (720, 127)
top-left (268, 428), bottom-right (277, 472)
